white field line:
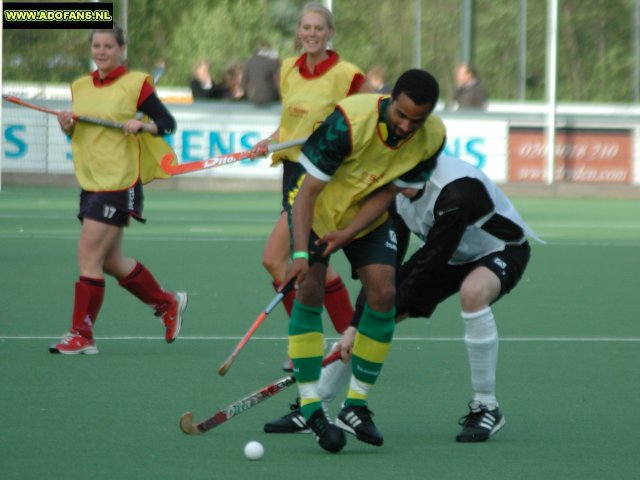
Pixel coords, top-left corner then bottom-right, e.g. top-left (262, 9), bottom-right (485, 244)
top-left (0, 213), bottom-right (274, 223)
top-left (531, 222), bottom-right (640, 229)
top-left (1, 213), bottom-right (639, 229)
top-left (1, 232), bottom-right (639, 247)
top-left (2, 335), bottom-right (640, 342)
top-left (0, 233), bottom-right (264, 242)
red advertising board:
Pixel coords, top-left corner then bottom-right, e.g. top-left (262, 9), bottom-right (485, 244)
top-left (508, 128), bottom-right (633, 183)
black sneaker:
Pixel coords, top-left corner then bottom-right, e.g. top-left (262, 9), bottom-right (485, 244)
top-left (264, 399), bottom-right (310, 433)
top-left (307, 408), bottom-right (346, 453)
top-left (336, 405), bottom-right (383, 446)
top-left (456, 401), bottom-right (506, 443)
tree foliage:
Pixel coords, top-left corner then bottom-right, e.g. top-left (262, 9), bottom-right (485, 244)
top-left (2, 0), bottom-right (637, 103)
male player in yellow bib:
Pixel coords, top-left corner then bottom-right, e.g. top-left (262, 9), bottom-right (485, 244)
top-left (281, 69), bottom-right (446, 453)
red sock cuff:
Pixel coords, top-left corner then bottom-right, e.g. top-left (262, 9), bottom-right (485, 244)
top-left (79, 276), bottom-right (105, 287)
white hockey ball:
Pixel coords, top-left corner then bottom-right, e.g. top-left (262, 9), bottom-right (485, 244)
top-left (244, 441), bottom-right (264, 460)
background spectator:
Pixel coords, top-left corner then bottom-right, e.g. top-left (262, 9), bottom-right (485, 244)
top-left (242, 39), bottom-right (281, 106)
top-left (366, 65), bottom-right (391, 93)
top-left (189, 60), bottom-right (228, 101)
top-left (221, 61), bottom-right (245, 100)
top-left (448, 63), bottom-right (488, 110)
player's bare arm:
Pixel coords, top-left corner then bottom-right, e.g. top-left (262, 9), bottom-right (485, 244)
top-left (282, 174), bottom-right (327, 289)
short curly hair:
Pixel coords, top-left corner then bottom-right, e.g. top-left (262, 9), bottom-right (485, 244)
top-left (392, 69), bottom-right (439, 106)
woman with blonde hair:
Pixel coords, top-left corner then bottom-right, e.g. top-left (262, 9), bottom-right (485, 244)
top-left (252, 2), bottom-right (371, 369)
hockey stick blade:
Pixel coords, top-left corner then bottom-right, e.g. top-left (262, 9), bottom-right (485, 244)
top-left (160, 138), bottom-right (307, 176)
top-left (179, 412), bottom-right (201, 435)
top-left (181, 350), bottom-right (341, 435)
top-left (218, 280), bottom-right (296, 376)
top-left (160, 151), bottom-right (245, 175)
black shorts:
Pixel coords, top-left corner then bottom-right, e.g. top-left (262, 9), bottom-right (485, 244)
top-left (397, 242), bottom-right (531, 318)
top-left (78, 182), bottom-right (145, 227)
top-left (282, 160), bottom-right (397, 277)
top-left (308, 218), bottom-right (399, 279)
top-left (281, 160), bottom-right (305, 212)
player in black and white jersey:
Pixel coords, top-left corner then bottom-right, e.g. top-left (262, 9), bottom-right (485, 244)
top-left (265, 154), bottom-right (539, 443)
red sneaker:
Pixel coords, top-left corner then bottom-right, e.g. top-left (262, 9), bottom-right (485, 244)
top-left (49, 332), bottom-right (98, 355)
top-left (158, 292), bottom-right (187, 343)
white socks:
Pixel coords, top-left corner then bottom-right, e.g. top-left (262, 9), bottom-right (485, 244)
top-left (314, 311), bottom-right (499, 412)
top-left (462, 307), bottom-right (499, 410)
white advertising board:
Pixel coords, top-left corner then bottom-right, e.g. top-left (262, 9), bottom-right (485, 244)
top-left (0, 102), bottom-right (528, 184)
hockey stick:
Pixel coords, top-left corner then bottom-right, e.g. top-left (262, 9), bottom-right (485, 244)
top-left (180, 350), bottom-right (342, 435)
top-left (218, 280), bottom-right (296, 376)
top-left (151, 62), bottom-right (165, 84)
top-left (160, 138), bottom-right (307, 176)
top-left (2, 94), bottom-right (125, 129)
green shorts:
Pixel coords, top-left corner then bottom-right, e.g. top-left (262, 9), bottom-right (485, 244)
top-left (307, 218), bottom-right (398, 279)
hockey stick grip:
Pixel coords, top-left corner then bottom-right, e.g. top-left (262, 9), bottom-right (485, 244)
top-left (264, 278), bottom-right (295, 314)
top-left (266, 138), bottom-right (306, 153)
top-left (321, 348), bottom-right (342, 366)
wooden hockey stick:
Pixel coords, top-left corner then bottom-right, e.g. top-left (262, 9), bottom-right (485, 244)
top-left (160, 138), bottom-right (306, 176)
top-left (179, 350), bottom-right (342, 435)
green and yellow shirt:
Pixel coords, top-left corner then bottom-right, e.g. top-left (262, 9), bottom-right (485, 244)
top-left (298, 94), bottom-right (446, 238)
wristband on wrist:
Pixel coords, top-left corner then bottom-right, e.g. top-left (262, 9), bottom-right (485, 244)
top-left (291, 251), bottom-right (309, 261)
